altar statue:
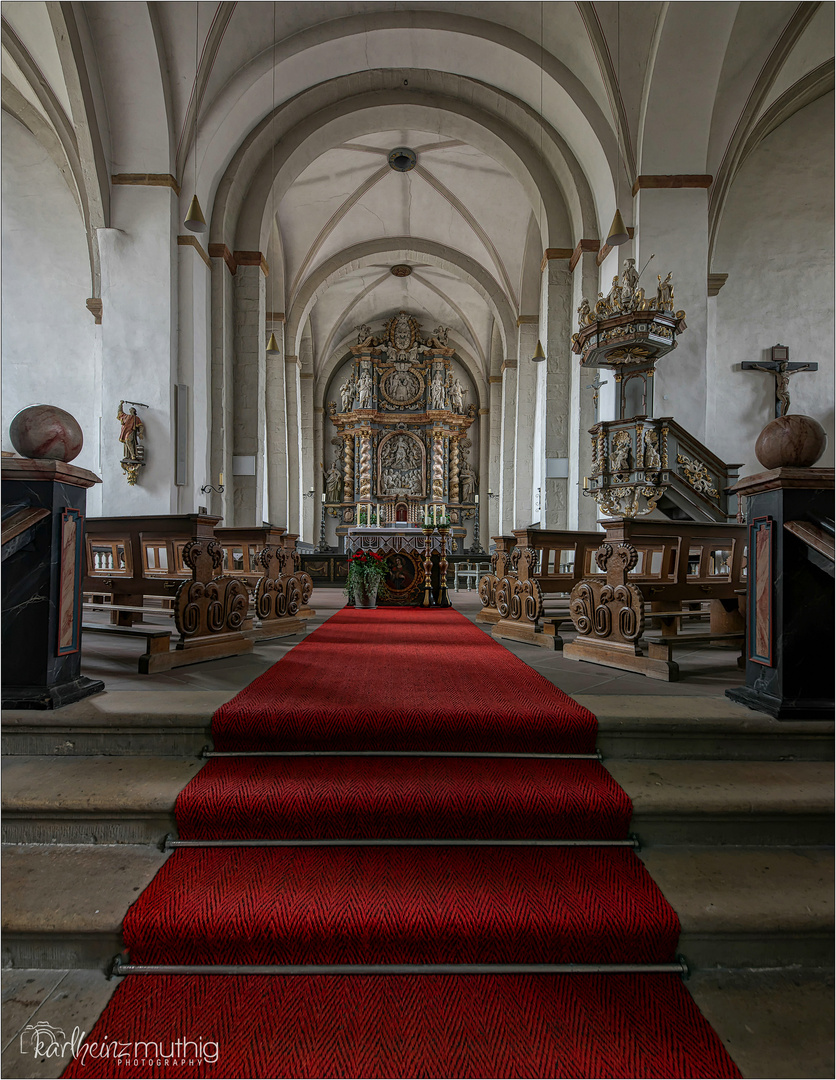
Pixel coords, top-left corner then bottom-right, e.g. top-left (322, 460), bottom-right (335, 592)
top-left (429, 371), bottom-right (447, 410)
top-left (324, 460), bottom-right (343, 503)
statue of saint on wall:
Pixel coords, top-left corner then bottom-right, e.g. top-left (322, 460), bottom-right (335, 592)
top-left (324, 460), bottom-right (343, 503)
top-left (380, 433), bottom-right (422, 497)
top-left (117, 401), bottom-right (144, 461)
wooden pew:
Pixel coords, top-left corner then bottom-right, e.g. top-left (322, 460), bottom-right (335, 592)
top-left (475, 536), bottom-right (518, 624)
top-left (249, 532), bottom-right (316, 640)
top-left (562, 517), bottom-right (747, 681)
top-left (84, 514), bottom-right (211, 625)
top-left (489, 530), bottom-right (605, 647)
top-left (83, 513), bottom-right (252, 670)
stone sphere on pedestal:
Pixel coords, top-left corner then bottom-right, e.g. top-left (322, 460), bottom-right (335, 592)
top-left (9, 404), bottom-right (84, 463)
top-left (754, 413), bottom-right (827, 470)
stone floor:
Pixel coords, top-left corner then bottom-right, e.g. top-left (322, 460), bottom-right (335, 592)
top-left (2, 588), bottom-right (832, 1079)
top-left (77, 587), bottom-right (749, 698)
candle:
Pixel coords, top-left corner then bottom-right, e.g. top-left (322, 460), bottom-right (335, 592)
top-left (321, 492), bottom-right (325, 503)
top-left (219, 472), bottom-right (224, 487)
top-left (475, 493), bottom-right (478, 504)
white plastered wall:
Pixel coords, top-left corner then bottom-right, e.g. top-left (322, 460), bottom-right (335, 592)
top-left (708, 92), bottom-right (835, 478)
top-left (1, 115), bottom-right (102, 513)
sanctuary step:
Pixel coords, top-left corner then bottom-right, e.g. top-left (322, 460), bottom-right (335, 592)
top-left (2, 755), bottom-right (832, 849)
top-left (2, 842), bottom-right (831, 973)
top-left (2, 693), bottom-right (833, 760)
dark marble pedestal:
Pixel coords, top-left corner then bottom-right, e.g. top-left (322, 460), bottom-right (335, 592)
top-left (2, 458), bottom-right (104, 709)
top-left (726, 467), bottom-right (834, 720)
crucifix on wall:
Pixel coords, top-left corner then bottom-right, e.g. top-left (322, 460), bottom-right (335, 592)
top-left (586, 374), bottom-right (608, 423)
top-left (742, 344), bottom-right (817, 418)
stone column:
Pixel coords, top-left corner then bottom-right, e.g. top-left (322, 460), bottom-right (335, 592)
top-left (299, 370), bottom-right (315, 544)
top-left (285, 355), bottom-right (301, 533)
top-left (635, 187), bottom-right (709, 443)
top-left (264, 321), bottom-right (288, 528)
top-left (478, 407), bottom-right (490, 549)
top-left (514, 321), bottom-right (538, 527)
top-left (449, 437), bottom-right (461, 503)
top-left (488, 377), bottom-right (502, 538)
top-left (499, 360), bottom-right (517, 533)
top-left (541, 261), bottom-right (573, 527)
top-left (210, 252), bottom-right (234, 523)
top-left (569, 246), bottom-right (601, 529)
top-left (232, 262), bottom-right (266, 525)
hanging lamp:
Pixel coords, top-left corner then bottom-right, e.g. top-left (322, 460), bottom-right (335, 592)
top-left (183, 2), bottom-right (207, 233)
top-left (184, 194), bottom-right (206, 232)
top-left (532, 339), bottom-right (546, 362)
top-left (606, 207), bottom-right (629, 247)
top-left (265, 2), bottom-right (280, 356)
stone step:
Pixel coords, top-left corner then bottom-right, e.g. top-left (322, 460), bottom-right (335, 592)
top-left (0, 692), bottom-right (224, 757)
top-left (3, 694), bottom-right (833, 760)
top-left (0, 757), bottom-right (201, 845)
top-left (2, 756), bottom-right (832, 848)
top-left (611, 760), bottom-right (834, 847)
top-left (583, 696), bottom-right (834, 761)
top-left (1, 966), bottom-right (832, 1080)
top-left (2, 843), bottom-right (830, 973)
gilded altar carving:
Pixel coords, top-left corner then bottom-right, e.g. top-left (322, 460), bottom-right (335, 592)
top-left (377, 431), bottom-right (425, 497)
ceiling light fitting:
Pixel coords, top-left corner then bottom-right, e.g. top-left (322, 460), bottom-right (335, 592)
top-left (388, 147), bottom-right (417, 172)
top-left (532, 339), bottom-right (546, 363)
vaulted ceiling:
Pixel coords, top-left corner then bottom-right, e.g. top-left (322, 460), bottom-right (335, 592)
top-left (3, 1), bottom-right (832, 383)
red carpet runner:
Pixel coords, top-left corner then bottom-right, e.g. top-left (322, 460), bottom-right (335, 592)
top-left (64, 607), bottom-right (741, 1078)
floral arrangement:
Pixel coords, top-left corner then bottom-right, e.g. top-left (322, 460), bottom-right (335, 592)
top-left (345, 549), bottom-right (390, 598)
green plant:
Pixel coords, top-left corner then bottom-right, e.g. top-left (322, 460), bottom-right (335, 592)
top-left (344, 549), bottom-right (390, 598)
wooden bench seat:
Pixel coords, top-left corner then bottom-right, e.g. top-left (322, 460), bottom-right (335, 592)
top-left (81, 623), bottom-right (173, 674)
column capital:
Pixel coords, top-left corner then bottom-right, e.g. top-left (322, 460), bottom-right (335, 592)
top-left (632, 174), bottom-right (713, 197)
top-left (540, 247), bottom-right (574, 272)
top-left (569, 239), bottom-right (599, 272)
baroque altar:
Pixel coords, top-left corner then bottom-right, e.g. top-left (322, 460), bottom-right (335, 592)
top-left (324, 311), bottom-right (479, 551)
top-left (346, 526), bottom-right (463, 606)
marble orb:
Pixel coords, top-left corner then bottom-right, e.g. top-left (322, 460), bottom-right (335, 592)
top-left (9, 404), bottom-right (84, 463)
top-left (755, 413), bottom-right (827, 470)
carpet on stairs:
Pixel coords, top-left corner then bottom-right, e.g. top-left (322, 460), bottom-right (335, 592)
top-left (63, 607), bottom-right (741, 1079)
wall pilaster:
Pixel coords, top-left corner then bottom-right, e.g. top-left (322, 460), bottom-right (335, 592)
top-left (232, 263), bottom-right (265, 525)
